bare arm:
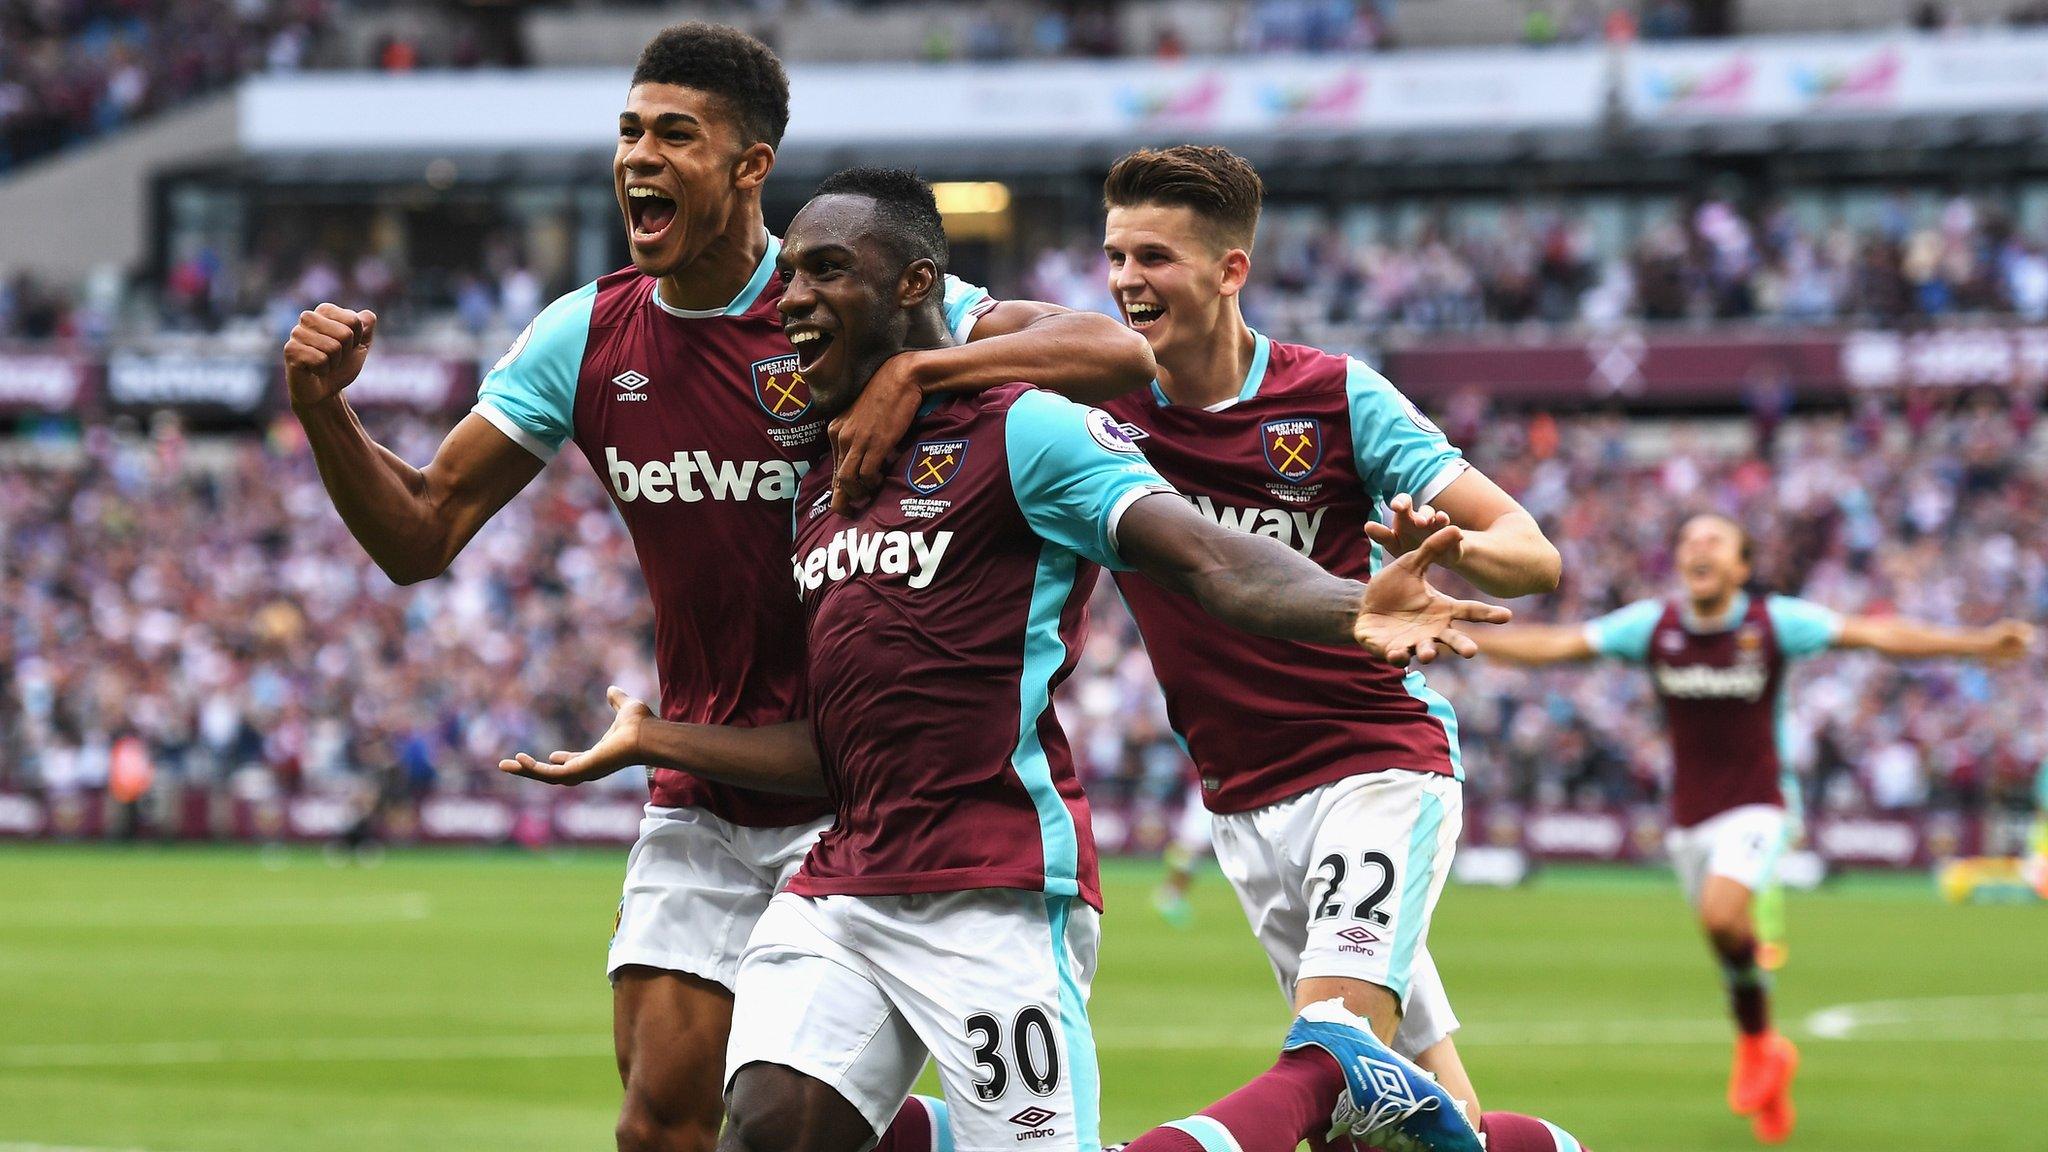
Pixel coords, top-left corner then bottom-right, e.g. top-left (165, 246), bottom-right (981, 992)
top-left (1114, 493), bottom-right (1511, 665)
top-left (286, 304), bottom-right (542, 584)
top-left (1834, 616), bottom-right (2033, 662)
top-left (1364, 470), bottom-right (1561, 599)
top-left (828, 300), bottom-right (1155, 512)
top-left (1480, 625), bottom-right (1600, 665)
top-left (501, 688), bottom-right (827, 796)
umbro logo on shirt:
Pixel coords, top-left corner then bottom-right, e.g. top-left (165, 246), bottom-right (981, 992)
top-left (613, 370), bottom-right (651, 402)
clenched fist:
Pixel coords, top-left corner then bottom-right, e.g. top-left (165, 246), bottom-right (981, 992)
top-left (283, 303), bottom-right (378, 412)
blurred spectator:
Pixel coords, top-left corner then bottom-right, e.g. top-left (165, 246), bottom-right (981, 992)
top-left (0, 0), bottom-right (332, 174)
top-left (4, 404), bottom-right (2041, 831)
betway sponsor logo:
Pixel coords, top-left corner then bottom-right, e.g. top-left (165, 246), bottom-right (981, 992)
top-left (606, 447), bottom-right (810, 504)
top-left (793, 528), bottom-right (953, 596)
top-left (1652, 660), bottom-right (1767, 701)
top-left (1185, 495), bottom-right (1325, 554)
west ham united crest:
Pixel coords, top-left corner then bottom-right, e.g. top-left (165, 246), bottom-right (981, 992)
top-left (908, 438), bottom-right (968, 494)
top-left (1262, 418), bottom-right (1322, 482)
top-left (751, 354), bottom-right (811, 423)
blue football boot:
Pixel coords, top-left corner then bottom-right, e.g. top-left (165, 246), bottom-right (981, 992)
top-left (1281, 998), bottom-right (1483, 1152)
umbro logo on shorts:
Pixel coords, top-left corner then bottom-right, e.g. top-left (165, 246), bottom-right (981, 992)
top-left (1009, 1107), bottom-right (1059, 1139)
top-left (1337, 926), bottom-right (1382, 946)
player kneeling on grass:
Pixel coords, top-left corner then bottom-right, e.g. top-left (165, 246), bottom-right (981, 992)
top-left (1083, 145), bottom-right (1586, 1152)
top-left (506, 168), bottom-right (1510, 1152)
top-left (1485, 511), bottom-right (2033, 1144)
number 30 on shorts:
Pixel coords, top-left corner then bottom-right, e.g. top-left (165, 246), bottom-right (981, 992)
top-left (964, 1006), bottom-right (1062, 1101)
top-left (1309, 850), bottom-right (1396, 924)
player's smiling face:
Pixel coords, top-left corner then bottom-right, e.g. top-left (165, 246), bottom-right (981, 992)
top-left (1675, 515), bottom-right (1750, 604)
top-left (777, 194), bottom-right (924, 420)
top-left (1104, 202), bottom-right (1248, 365)
top-left (614, 83), bottom-right (763, 278)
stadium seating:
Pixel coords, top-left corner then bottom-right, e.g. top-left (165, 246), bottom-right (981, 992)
top-left (4, 406), bottom-right (2037, 849)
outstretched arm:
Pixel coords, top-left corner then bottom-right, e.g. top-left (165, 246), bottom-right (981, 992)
top-left (1834, 616), bottom-right (2033, 662)
top-left (500, 688), bottom-right (827, 795)
top-left (287, 304), bottom-right (543, 584)
top-left (1115, 494), bottom-right (1512, 665)
top-left (1363, 471), bottom-right (1561, 599)
top-left (829, 300), bottom-right (1154, 512)
top-left (1480, 625), bottom-right (1601, 665)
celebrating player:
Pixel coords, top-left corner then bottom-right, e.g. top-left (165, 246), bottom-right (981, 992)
top-left (1069, 146), bottom-right (1584, 1152)
top-left (1484, 510), bottom-right (2034, 1143)
top-left (282, 25), bottom-right (1153, 1152)
top-left (505, 167), bottom-right (1514, 1152)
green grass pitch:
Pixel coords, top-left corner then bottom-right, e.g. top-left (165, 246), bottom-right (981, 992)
top-left (3, 845), bottom-right (2044, 1150)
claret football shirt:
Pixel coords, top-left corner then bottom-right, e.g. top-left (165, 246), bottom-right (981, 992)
top-left (473, 233), bottom-right (990, 825)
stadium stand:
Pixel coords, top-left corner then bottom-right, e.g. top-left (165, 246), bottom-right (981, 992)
top-left (5, 12), bottom-right (2047, 864)
top-left (4, 404), bottom-right (2038, 853)
top-left (0, 0), bottom-right (331, 174)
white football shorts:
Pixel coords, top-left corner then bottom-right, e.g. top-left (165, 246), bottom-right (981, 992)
top-left (1665, 803), bottom-right (1790, 908)
top-left (1211, 769), bottom-right (1464, 1055)
top-left (727, 889), bottom-right (1102, 1152)
top-left (606, 804), bottom-right (832, 989)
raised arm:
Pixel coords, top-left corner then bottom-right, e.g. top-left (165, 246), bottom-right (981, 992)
top-left (1479, 624), bottom-right (1602, 665)
top-left (1363, 473), bottom-right (1561, 599)
top-left (1115, 494), bottom-right (1511, 665)
top-left (829, 300), bottom-right (1155, 512)
top-left (1834, 615), bottom-right (2034, 662)
top-left (500, 688), bottom-right (827, 796)
top-left (286, 304), bottom-right (543, 584)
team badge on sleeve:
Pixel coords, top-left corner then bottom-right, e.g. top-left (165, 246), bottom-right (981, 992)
top-left (751, 354), bottom-right (812, 423)
top-left (1399, 392), bottom-right (1443, 436)
top-left (1086, 408), bottom-right (1144, 453)
top-left (908, 439), bottom-right (969, 494)
top-left (1262, 417), bottom-right (1323, 482)
top-left (492, 320), bottom-right (534, 373)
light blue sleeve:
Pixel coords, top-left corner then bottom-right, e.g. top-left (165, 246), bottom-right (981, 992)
top-left (1584, 599), bottom-right (1665, 662)
top-left (1344, 358), bottom-right (1468, 505)
top-left (941, 275), bottom-right (995, 343)
top-left (1005, 389), bottom-right (1176, 571)
top-left (1767, 594), bottom-right (1844, 659)
top-left (470, 280), bottom-right (598, 460)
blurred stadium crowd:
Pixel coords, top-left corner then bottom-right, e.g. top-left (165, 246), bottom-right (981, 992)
top-left (1033, 191), bottom-right (2048, 339)
top-left (0, 0), bottom-right (332, 173)
top-left (6, 401), bottom-right (2041, 825)
top-left (13, 189), bottom-right (2048, 348)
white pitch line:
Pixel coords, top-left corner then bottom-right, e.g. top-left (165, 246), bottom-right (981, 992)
top-left (5, 993), bottom-right (2044, 1070)
top-left (1802, 992), bottom-right (2048, 1040)
top-left (0, 1034), bottom-right (604, 1069)
top-left (0, 1144), bottom-right (170, 1152)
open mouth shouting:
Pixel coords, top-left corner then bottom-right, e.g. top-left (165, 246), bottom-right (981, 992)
top-left (1125, 301), bottom-right (1165, 330)
top-left (784, 322), bottom-right (837, 374)
top-left (626, 185), bottom-right (679, 247)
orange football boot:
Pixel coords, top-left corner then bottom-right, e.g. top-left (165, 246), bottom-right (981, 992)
top-left (1728, 1031), bottom-right (1797, 1116)
top-left (1751, 1064), bottom-right (1798, 1144)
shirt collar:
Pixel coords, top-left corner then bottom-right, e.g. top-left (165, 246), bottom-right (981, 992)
top-left (649, 231), bottom-right (782, 319)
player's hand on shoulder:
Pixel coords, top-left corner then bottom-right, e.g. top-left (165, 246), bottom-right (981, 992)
top-left (1353, 524), bottom-right (1512, 666)
top-left (283, 303), bottom-right (378, 411)
top-left (828, 349), bottom-right (930, 516)
top-left (1363, 492), bottom-right (1456, 560)
top-left (1985, 619), bottom-right (2035, 662)
top-left (498, 686), bottom-right (651, 787)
